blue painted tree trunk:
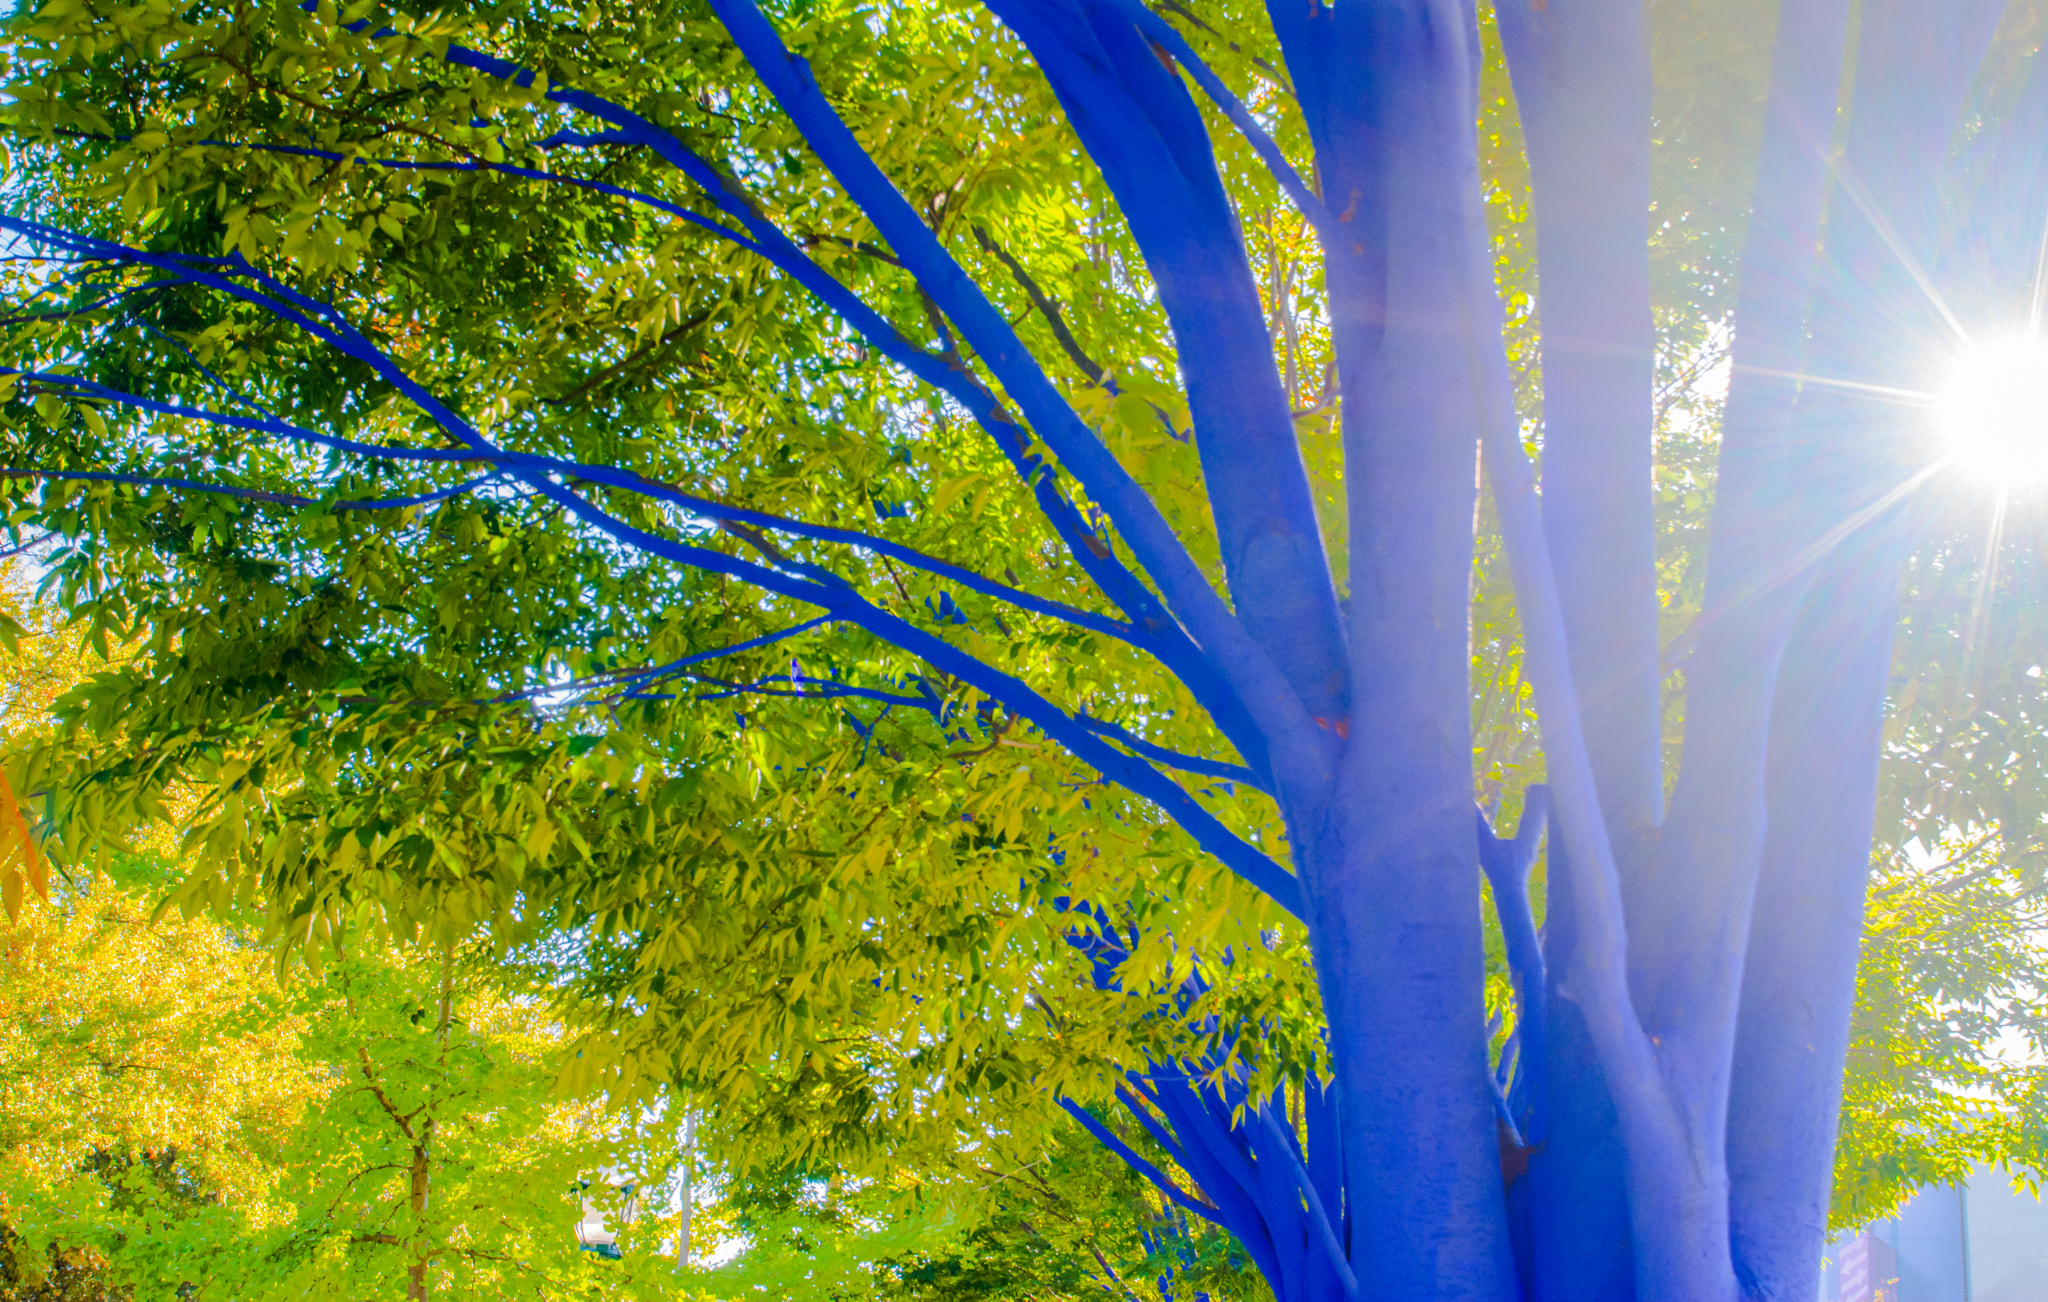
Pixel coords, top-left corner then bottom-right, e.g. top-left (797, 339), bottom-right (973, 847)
top-left (13, 0), bottom-right (2038, 1297)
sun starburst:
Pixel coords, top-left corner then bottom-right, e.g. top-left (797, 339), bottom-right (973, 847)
top-left (1935, 334), bottom-right (2048, 484)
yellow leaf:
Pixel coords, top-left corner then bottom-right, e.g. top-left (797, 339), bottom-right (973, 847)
top-left (933, 473), bottom-right (985, 515)
top-left (0, 769), bottom-right (46, 920)
top-left (525, 818), bottom-right (558, 863)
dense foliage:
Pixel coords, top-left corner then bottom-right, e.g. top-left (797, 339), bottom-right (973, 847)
top-left (0, 0), bottom-right (1319, 1195)
top-left (0, 565), bottom-right (1266, 1300)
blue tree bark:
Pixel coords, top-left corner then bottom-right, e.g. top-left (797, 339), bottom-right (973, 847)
top-left (1722, 3), bottom-right (2010, 1295)
top-left (1490, 5), bottom-right (1659, 1294)
top-left (1268, 4), bottom-right (1520, 1296)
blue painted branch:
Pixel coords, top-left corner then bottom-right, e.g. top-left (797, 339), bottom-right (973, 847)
top-left (1495, 0), bottom-right (1662, 842)
top-left (1256, 1), bottom-right (1327, 131)
top-left (45, 127), bottom-right (762, 251)
top-left (16, 346), bottom-right (1159, 655)
top-left (1477, 786), bottom-right (1548, 1143)
top-left (985, 0), bottom-right (1351, 728)
top-left (1664, 0), bottom-right (1885, 987)
top-left (551, 465), bottom-right (1153, 650)
top-left (1130, 1076), bottom-right (1260, 1212)
top-left (1264, 1083), bottom-right (1300, 1163)
top-left (0, 465), bottom-right (493, 512)
top-left (0, 356), bottom-right (489, 466)
top-left (680, 676), bottom-right (936, 711)
top-left (1300, 1074), bottom-right (1344, 1257)
top-left (516, 475), bottom-right (1310, 915)
top-left (1725, 521), bottom-right (1911, 1299)
top-left (695, 0), bottom-right (1332, 780)
top-left (1250, 1103), bottom-right (1358, 1302)
top-left (1710, 0), bottom-right (1852, 510)
top-left (1071, 714), bottom-right (1263, 790)
top-left (1108, 0), bottom-right (1328, 229)
top-left (1288, 7), bottom-right (1522, 1295)
top-left (497, 616), bottom-right (838, 704)
top-left (1459, 93), bottom-right (1707, 1295)
top-left (0, 219), bottom-right (503, 456)
top-left (1115, 1080), bottom-right (1288, 1288)
top-left (3, 217), bottom-right (1308, 911)
top-left (1059, 1098), bottom-right (1227, 1228)
top-left (0, 279), bottom-right (187, 327)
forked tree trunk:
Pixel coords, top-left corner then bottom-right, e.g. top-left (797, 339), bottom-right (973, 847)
top-left (25, 0), bottom-right (2034, 1295)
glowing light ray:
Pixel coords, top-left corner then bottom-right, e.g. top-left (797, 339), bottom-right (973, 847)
top-left (1958, 490), bottom-right (2009, 692)
top-left (1769, 464), bottom-right (1943, 594)
top-left (1735, 364), bottom-right (1936, 405)
top-left (1824, 154), bottom-right (1974, 348)
top-left (1668, 464), bottom-right (1944, 671)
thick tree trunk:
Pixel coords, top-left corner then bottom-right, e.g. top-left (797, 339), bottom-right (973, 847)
top-left (1496, 0), bottom-right (1661, 847)
top-left (1491, 4), bottom-right (1660, 1294)
top-left (1525, 866), bottom-right (1637, 1299)
top-left (1280, 3), bottom-right (1520, 1297)
top-left (1726, 527), bottom-right (1906, 1298)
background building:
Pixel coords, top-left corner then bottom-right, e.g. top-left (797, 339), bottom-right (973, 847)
top-left (1822, 1169), bottom-right (2048, 1301)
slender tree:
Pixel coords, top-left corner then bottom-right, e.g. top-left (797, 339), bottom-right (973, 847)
top-left (1, 1), bottom-right (2041, 1299)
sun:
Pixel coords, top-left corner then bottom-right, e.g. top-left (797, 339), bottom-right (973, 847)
top-left (1936, 335), bottom-right (2048, 484)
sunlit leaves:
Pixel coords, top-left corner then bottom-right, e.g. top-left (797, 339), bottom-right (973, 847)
top-left (0, 884), bottom-right (324, 1294)
top-left (0, 0), bottom-right (1319, 1199)
top-left (1829, 518), bottom-right (2048, 1224)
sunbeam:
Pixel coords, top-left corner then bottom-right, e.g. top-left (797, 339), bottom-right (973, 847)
top-left (1825, 152), bottom-right (1975, 349)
